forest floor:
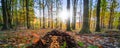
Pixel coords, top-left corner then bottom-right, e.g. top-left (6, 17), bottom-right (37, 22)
top-left (0, 29), bottom-right (120, 48)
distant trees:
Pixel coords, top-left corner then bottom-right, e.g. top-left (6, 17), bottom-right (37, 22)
top-left (79, 0), bottom-right (91, 33)
top-left (1, 0), bottom-right (120, 31)
top-left (95, 0), bottom-right (101, 32)
top-left (66, 0), bottom-right (71, 31)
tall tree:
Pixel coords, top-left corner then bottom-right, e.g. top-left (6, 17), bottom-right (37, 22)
top-left (15, 0), bottom-right (18, 29)
top-left (66, 0), bottom-right (71, 31)
top-left (72, 0), bottom-right (78, 30)
top-left (95, 0), bottom-right (101, 32)
top-left (7, 0), bottom-right (13, 29)
top-left (89, 0), bottom-right (92, 29)
top-left (1, 0), bottom-right (13, 30)
top-left (79, 0), bottom-right (82, 28)
top-left (46, 0), bottom-right (50, 28)
top-left (1, 0), bottom-right (8, 30)
top-left (89, 0), bottom-right (92, 18)
top-left (26, 0), bottom-right (30, 29)
top-left (50, 0), bottom-right (53, 28)
top-left (42, 0), bottom-right (45, 28)
top-left (39, 0), bottom-right (42, 28)
top-left (55, 0), bottom-right (59, 28)
top-left (79, 0), bottom-right (90, 33)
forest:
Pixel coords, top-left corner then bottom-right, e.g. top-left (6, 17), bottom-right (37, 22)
top-left (0, 0), bottom-right (120, 48)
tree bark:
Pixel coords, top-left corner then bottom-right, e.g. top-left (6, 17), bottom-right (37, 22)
top-left (72, 0), bottom-right (77, 30)
top-left (66, 0), bottom-right (71, 31)
top-left (26, 0), bottom-right (30, 29)
top-left (118, 17), bottom-right (120, 30)
top-left (108, 0), bottom-right (115, 29)
top-left (79, 0), bottom-right (91, 34)
top-left (43, 0), bottom-right (45, 28)
top-left (95, 0), bottom-right (101, 32)
top-left (50, 1), bottom-right (53, 28)
top-left (1, 0), bottom-right (9, 30)
top-left (39, 0), bottom-right (41, 28)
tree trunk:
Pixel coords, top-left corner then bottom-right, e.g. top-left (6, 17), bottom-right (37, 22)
top-left (43, 0), bottom-right (45, 28)
top-left (50, 2), bottom-right (53, 28)
top-left (26, 0), bottom-right (30, 29)
top-left (79, 1), bottom-right (82, 28)
top-left (15, 0), bottom-right (18, 30)
top-left (72, 0), bottom-right (77, 30)
top-left (79, 0), bottom-right (90, 34)
top-left (48, 8), bottom-right (50, 28)
top-left (1, 0), bottom-right (9, 30)
top-left (95, 0), bottom-right (101, 32)
top-left (66, 0), bottom-right (71, 31)
top-left (118, 17), bottom-right (120, 30)
top-left (7, 0), bottom-right (12, 29)
top-left (108, 0), bottom-right (115, 29)
top-left (89, 0), bottom-right (92, 30)
top-left (39, 0), bottom-right (41, 28)
top-left (56, 0), bottom-right (58, 28)
top-left (101, 9), bottom-right (105, 28)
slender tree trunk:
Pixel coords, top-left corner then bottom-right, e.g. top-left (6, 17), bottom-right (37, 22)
top-left (43, 0), bottom-right (45, 28)
top-left (72, 0), bottom-right (77, 30)
top-left (89, 0), bottom-right (92, 30)
top-left (118, 17), bottom-right (120, 30)
top-left (56, 0), bottom-right (58, 28)
top-left (66, 0), bottom-right (71, 31)
top-left (108, 9), bottom-right (113, 29)
top-left (108, 0), bottom-right (115, 29)
top-left (39, 0), bottom-right (41, 28)
top-left (23, 0), bottom-right (25, 27)
top-left (11, 0), bottom-right (14, 29)
top-left (47, 1), bottom-right (50, 28)
top-left (50, 2), bottom-right (53, 28)
top-left (95, 0), bottom-right (101, 32)
top-left (101, 8), bottom-right (105, 28)
top-left (79, 1), bottom-right (82, 28)
top-left (79, 0), bottom-right (90, 33)
top-left (48, 8), bottom-right (50, 28)
top-left (15, 0), bottom-right (18, 30)
top-left (26, 0), bottom-right (30, 29)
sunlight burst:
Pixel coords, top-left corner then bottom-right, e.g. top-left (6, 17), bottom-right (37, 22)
top-left (59, 10), bottom-right (68, 22)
